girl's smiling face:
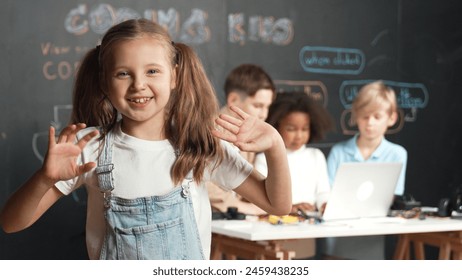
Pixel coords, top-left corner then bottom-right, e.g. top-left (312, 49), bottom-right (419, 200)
top-left (106, 36), bottom-right (175, 137)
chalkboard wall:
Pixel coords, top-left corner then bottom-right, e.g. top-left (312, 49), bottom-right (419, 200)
top-left (1, 0), bottom-right (461, 259)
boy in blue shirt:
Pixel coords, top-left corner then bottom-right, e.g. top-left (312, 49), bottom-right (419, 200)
top-left (324, 80), bottom-right (407, 259)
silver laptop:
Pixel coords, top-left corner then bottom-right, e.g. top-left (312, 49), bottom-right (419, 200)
top-left (322, 162), bottom-right (403, 222)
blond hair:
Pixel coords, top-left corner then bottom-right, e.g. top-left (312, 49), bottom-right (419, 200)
top-left (352, 80), bottom-right (397, 117)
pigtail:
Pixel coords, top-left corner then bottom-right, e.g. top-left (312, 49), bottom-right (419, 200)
top-left (166, 42), bottom-right (223, 185)
top-left (71, 46), bottom-right (117, 137)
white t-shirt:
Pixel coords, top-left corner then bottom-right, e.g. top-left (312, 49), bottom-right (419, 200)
top-left (55, 122), bottom-right (253, 259)
top-left (254, 145), bottom-right (330, 209)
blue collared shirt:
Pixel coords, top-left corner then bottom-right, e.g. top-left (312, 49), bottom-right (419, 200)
top-left (326, 134), bottom-right (407, 195)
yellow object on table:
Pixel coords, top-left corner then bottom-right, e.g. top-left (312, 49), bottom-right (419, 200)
top-left (268, 215), bottom-right (299, 225)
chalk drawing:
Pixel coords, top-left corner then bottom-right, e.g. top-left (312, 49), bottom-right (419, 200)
top-left (338, 80), bottom-right (428, 135)
top-left (370, 29), bottom-right (390, 47)
top-left (404, 107), bottom-right (418, 122)
top-left (367, 29), bottom-right (396, 68)
top-left (339, 80), bottom-right (429, 110)
top-left (228, 13), bottom-right (293, 45)
top-left (32, 104), bottom-right (72, 162)
top-left (299, 46), bottom-right (365, 75)
top-left (65, 4), bottom-right (211, 44)
top-left (179, 9), bottom-right (210, 44)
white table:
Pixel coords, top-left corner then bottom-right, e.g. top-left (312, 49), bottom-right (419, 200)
top-left (211, 217), bottom-right (462, 260)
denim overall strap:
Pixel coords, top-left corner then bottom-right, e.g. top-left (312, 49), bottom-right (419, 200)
top-left (96, 131), bottom-right (205, 260)
top-left (95, 130), bottom-right (115, 207)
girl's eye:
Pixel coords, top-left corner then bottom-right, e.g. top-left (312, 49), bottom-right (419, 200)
top-left (116, 71), bottom-right (129, 78)
top-left (147, 69), bottom-right (158, 75)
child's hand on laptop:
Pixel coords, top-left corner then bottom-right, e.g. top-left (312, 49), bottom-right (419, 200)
top-left (292, 203), bottom-right (315, 214)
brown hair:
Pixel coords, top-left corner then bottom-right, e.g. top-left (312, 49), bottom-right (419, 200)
top-left (224, 64), bottom-right (275, 99)
top-left (71, 19), bottom-right (223, 184)
top-left (265, 92), bottom-right (334, 143)
top-left (352, 80), bottom-right (398, 118)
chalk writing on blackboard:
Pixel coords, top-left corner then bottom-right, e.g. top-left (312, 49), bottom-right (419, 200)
top-left (48, 4), bottom-right (214, 82)
top-left (65, 4), bottom-right (211, 44)
top-left (370, 29), bottom-right (391, 47)
top-left (228, 14), bottom-right (293, 45)
top-left (339, 80), bottom-right (429, 110)
top-left (178, 9), bottom-right (210, 44)
top-left (274, 80), bottom-right (328, 107)
top-left (404, 107), bottom-right (418, 122)
top-left (299, 46), bottom-right (365, 75)
top-left (338, 79), bottom-right (428, 135)
top-left (41, 41), bottom-right (80, 81)
top-left (367, 29), bottom-right (396, 68)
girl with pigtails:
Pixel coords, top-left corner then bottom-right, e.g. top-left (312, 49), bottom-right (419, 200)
top-left (0, 19), bottom-right (291, 260)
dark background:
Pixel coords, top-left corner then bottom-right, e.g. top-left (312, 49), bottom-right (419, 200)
top-left (1, 0), bottom-right (461, 259)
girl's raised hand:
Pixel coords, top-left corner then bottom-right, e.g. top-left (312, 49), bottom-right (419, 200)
top-left (212, 106), bottom-right (281, 152)
top-left (41, 123), bottom-right (99, 183)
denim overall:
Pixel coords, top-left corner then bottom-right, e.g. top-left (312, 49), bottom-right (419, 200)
top-left (95, 131), bottom-right (205, 260)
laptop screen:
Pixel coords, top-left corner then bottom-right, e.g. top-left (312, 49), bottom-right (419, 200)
top-left (322, 162), bottom-right (403, 221)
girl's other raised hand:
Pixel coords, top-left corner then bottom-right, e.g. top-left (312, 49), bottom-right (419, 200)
top-left (212, 106), bottom-right (281, 153)
top-left (41, 123), bottom-right (99, 183)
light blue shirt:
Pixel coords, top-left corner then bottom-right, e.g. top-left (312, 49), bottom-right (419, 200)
top-left (326, 134), bottom-right (407, 195)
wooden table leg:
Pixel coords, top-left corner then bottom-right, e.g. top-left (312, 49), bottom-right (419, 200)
top-left (393, 234), bottom-right (410, 260)
top-left (211, 233), bottom-right (295, 260)
top-left (210, 235), bottom-right (223, 260)
top-left (413, 239), bottom-right (425, 259)
top-left (438, 242), bottom-right (451, 260)
top-left (395, 232), bottom-right (460, 260)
